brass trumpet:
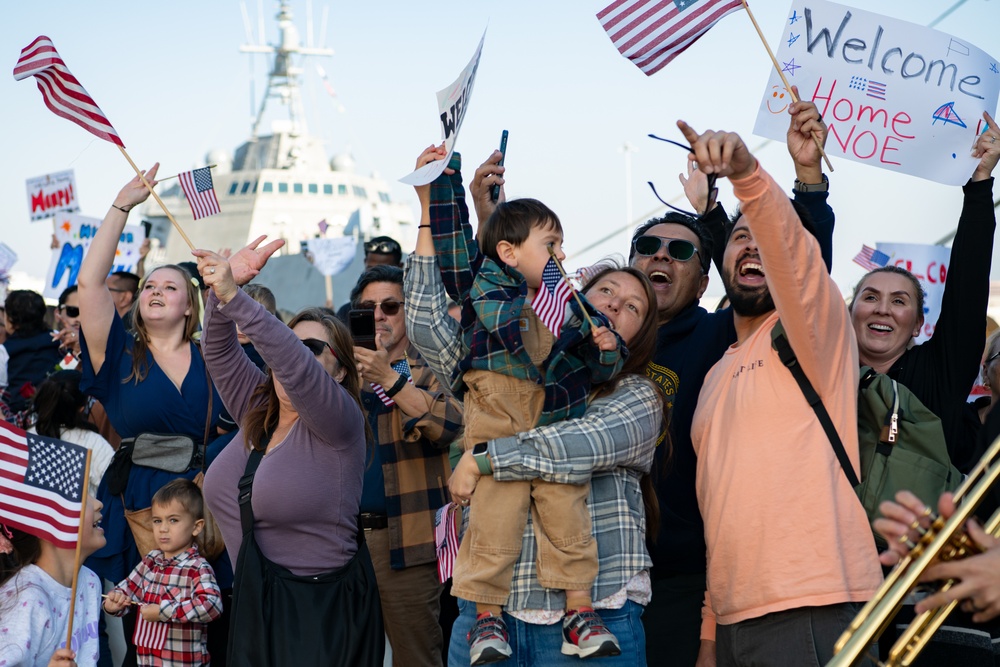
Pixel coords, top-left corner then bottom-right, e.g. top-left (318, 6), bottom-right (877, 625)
top-left (827, 435), bottom-right (1000, 667)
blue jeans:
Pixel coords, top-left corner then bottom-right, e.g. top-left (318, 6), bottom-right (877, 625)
top-left (448, 597), bottom-right (647, 666)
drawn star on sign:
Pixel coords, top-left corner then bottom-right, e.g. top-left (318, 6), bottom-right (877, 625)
top-left (782, 59), bottom-right (801, 76)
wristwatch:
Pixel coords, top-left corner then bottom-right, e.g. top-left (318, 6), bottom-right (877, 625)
top-left (471, 442), bottom-right (492, 475)
top-left (793, 174), bottom-right (829, 192)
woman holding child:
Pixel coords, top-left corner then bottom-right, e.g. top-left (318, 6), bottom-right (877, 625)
top-left (405, 145), bottom-right (664, 666)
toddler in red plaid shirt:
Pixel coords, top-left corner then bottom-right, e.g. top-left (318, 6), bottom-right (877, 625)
top-left (103, 479), bottom-right (223, 666)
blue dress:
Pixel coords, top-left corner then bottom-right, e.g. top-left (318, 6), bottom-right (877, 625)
top-left (79, 313), bottom-right (221, 583)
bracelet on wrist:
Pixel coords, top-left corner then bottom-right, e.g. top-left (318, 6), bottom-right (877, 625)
top-left (112, 203), bottom-right (133, 213)
top-left (384, 372), bottom-right (409, 398)
top-left (417, 224), bottom-right (431, 229)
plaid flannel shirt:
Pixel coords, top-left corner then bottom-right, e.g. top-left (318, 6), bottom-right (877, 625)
top-left (404, 253), bottom-right (660, 611)
top-left (363, 345), bottom-right (463, 569)
top-left (428, 154), bottom-right (625, 425)
top-left (112, 545), bottom-right (222, 665)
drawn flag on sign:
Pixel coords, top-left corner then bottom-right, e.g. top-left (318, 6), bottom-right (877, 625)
top-left (370, 358), bottom-right (414, 408)
top-left (853, 244), bottom-right (890, 272)
top-left (597, 0), bottom-right (743, 76)
top-left (0, 420), bottom-right (88, 548)
top-left (133, 616), bottom-right (168, 651)
top-left (531, 257), bottom-right (574, 337)
top-left (13, 36), bottom-right (124, 147)
top-left (178, 167), bottom-right (221, 220)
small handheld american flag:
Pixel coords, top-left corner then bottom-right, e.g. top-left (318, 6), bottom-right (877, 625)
top-left (134, 615), bottom-right (168, 651)
top-left (531, 257), bottom-right (574, 337)
top-left (853, 245), bottom-right (890, 272)
top-left (434, 502), bottom-right (461, 584)
top-left (178, 167), bottom-right (221, 220)
top-left (370, 358), bottom-right (414, 408)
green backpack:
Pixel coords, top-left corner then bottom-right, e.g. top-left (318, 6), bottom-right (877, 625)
top-left (771, 322), bottom-right (962, 550)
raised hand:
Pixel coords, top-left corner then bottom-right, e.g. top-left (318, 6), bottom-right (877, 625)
top-left (786, 86), bottom-right (827, 183)
top-left (973, 111), bottom-right (1000, 182)
top-left (226, 235), bottom-right (285, 286)
top-left (113, 163), bottom-right (160, 211)
top-left (413, 142), bottom-right (450, 206)
top-left (192, 249), bottom-right (239, 305)
top-left (471, 150), bottom-right (506, 226)
top-left (678, 155), bottom-right (715, 214)
top-left (677, 121), bottom-right (757, 181)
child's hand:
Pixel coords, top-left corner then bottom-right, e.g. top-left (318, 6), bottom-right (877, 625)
top-left (592, 326), bottom-right (618, 352)
top-left (140, 603), bottom-right (162, 622)
top-left (103, 590), bottom-right (129, 614)
top-left (47, 648), bottom-right (76, 667)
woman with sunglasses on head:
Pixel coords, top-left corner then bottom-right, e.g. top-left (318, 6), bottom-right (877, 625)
top-left (849, 112), bottom-right (1000, 473)
top-left (405, 144), bottom-right (664, 666)
top-left (194, 246), bottom-right (384, 665)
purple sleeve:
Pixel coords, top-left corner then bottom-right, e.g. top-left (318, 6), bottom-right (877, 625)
top-left (202, 290), bottom-right (268, 427)
top-left (218, 290), bottom-right (364, 448)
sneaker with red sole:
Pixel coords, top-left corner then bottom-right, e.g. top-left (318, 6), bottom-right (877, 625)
top-left (468, 612), bottom-right (512, 665)
top-left (561, 607), bottom-right (622, 659)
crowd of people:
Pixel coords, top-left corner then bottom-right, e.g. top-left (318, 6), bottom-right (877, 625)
top-left (1, 97), bottom-right (1000, 667)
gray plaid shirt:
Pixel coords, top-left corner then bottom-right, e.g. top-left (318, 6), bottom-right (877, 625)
top-left (404, 254), bottom-right (659, 611)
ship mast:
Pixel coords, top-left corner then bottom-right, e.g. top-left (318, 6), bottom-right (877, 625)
top-left (240, 0), bottom-right (333, 143)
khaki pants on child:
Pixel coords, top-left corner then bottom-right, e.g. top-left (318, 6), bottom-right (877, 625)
top-left (450, 366), bottom-right (597, 606)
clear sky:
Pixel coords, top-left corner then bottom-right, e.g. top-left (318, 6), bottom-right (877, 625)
top-left (1, 0), bottom-right (997, 302)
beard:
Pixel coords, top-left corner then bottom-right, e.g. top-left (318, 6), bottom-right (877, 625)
top-left (723, 267), bottom-right (775, 317)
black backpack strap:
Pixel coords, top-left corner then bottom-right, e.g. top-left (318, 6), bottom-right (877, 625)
top-left (238, 446), bottom-right (267, 537)
top-left (771, 322), bottom-right (860, 488)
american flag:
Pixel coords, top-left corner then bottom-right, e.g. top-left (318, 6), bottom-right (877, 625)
top-left (133, 616), bottom-right (168, 651)
top-left (853, 244), bottom-right (891, 272)
top-left (0, 420), bottom-right (89, 548)
top-left (370, 358), bottom-right (414, 408)
top-left (597, 0), bottom-right (744, 76)
top-left (434, 502), bottom-right (461, 584)
top-left (531, 257), bottom-right (574, 337)
top-left (178, 167), bottom-right (221, 220)
top-left (13, 36), bottom-right (123, 147)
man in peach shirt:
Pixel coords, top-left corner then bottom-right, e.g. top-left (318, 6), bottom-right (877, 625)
top-left (680, 121), bottom-right (882, 667)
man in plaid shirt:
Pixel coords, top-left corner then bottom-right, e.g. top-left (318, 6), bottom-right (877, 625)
top-left (104, 479), bottom-right (222, 666)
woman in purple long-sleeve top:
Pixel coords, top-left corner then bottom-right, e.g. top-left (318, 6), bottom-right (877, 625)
top-left (194, 247), bottom-right (382, 664)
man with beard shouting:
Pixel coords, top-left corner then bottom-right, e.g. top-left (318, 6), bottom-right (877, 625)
top-left (682, 121), bottom-right (882, 667)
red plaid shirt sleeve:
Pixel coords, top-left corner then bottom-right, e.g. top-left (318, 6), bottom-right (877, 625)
top-left (159, 559), bottom-right (223, 623)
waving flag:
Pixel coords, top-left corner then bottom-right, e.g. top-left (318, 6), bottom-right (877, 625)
top-left (0, 420), bottom-right (89, 548)
top-left (853, 245), bottom-right (890, 272)
top-left (598, 0), bottom-right (743, 75)
top-left (13, 36), bottom-right (123, 147)
top-left (178, 167), bottom-right (221, 220)
top-left (532, 257), bottom-right (574, 337)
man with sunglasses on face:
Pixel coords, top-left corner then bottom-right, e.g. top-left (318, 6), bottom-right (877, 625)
top-left (349, 264), bottom-right (463, 667)
top-left (336, 235), bottom-right (405, 323)
top-left (634, 96), bottom-right (838, 667)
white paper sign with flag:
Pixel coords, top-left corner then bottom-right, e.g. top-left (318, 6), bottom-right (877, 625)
top-left (307, 236), bottom-right (357, 277)
top-left (26, 169), bottom-right (79, 221)
top-left (753, 0), bottom-right (999, 185)
top-left (400, 29), bottom-right (486, 186)
top-left (872, 242), bottom-right (950, 344)
top-left (44, 213), bottom-right (145, 299)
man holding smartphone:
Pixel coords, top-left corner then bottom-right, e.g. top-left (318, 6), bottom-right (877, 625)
top-left (350, 265), bottom-right (464, 667)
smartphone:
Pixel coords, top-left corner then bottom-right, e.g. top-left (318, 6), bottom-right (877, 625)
top-left (349, 309), bottom-right (377, 350)
top-left (491, 130), bottom-right (508, 202)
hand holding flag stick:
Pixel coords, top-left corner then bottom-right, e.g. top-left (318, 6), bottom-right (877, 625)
top-left (543, 247), bottom-right (596, 332)
top-left (157, 165), bottom-right (219, 182)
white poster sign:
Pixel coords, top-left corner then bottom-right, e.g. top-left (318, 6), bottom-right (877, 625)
top-left (400, 30), bottom-right (487, 186)
top-left (753, 0), bottom-right (999, 185)
top-left (26, 169), bottom-right (79, 221)
top-left (0, 243), bottom-right (17, 278)
top-left (307, 237), bottom-right (357, 277)
top-left (874, 242), bottom-right (950, 344)
top-left (43, 213), bottom-right (146, 299)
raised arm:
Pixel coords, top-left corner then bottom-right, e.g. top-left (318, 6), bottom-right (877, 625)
top-left (403, 253), bottom-right (466, 386)
top-left (786, 90), bottom-right (835, 271)
top-left (77, 164), bottom-right (159, 374)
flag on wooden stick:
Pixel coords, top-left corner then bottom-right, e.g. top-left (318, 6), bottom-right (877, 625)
top-left (178, 167), bottom-right (221, 220)
top-left (532, 257), bottom-right (575, 337)
top-left (853, 245), bottom-right (890, 272)
top-left (13, 36), bottom-right (124, 147)
top-left (597, 0), bottom-right (743, 75)
top-left (0, 420), bottom-right (88, 548)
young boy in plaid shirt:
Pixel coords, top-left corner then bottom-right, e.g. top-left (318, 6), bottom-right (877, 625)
top-left (419, 146), bottom-right (626, 664)
top-left (103, 479), bottom-right (222, 666)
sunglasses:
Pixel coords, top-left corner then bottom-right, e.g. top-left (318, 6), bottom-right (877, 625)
top-left (59, 305), bottom-right (80, 318)
top-left (633, 236), bottom-right (700, 262)
top-left (356, 299), bottom-right (403, 316)
top-left (364, 240), bottom-right (401, 255)
top-left (646, 134), bottom-right (718, 218)
top-left (986, 350), bottom-right (1000, 366)
top-left (302, 338), bottom-right (338, 360)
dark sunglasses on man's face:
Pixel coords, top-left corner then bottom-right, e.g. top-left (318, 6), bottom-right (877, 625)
top-left (59, 305), bottom-right (80, 318)
top-left (364, 240), bottom-right (400, 255)
top-left (633, 236), bottom-right (700, 262)
top-left (302, 338), bottom-right (338, 360)
top-left (357, 299), bottom-right (403, 316)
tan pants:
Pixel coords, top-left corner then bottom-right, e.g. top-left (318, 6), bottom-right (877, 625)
top-left (451, 365), bottom-right (597, 606)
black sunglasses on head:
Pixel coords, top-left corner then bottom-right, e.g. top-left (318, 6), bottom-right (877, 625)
top-left (356, 299), bottom-right (403, 316)
top-left (59, 305), bottom-right (80, 318)
top-left (302, 338), bottom-right (338, 360)
top-left (646, 134), bottom-right (718, 218)
top-left (364, 240), bottom-right (401, 255)
top-left (633, 236), bottom-right (700, 262)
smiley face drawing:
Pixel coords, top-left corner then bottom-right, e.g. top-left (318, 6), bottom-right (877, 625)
top-left (766, 85), bottom-right (789, 114)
